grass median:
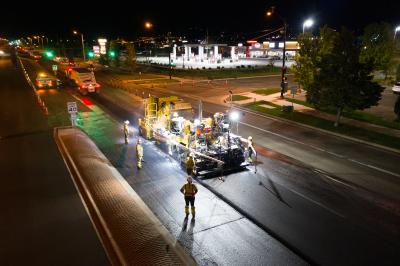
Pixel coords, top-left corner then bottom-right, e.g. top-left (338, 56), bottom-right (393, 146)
top-left (285, 98), bottom-right (400, 130)
top-left (253, 88), bottom-right (281, 96)
top-left (245, 101), bottom-right (400, 151)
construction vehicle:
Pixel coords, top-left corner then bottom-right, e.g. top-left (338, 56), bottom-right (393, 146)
top-left (138, 95), bottom-right (246, 176)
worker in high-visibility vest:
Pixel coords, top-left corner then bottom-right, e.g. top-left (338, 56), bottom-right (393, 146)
top-left (180, 176), bottom-right (198, 219)
top-left (186, 153), bottom-right (195, 176)
top-left (136, 138), bottom-right (143, 169)
top-left (247, 136), bottom-right (256, 163)
top-left (123, 120), bottom-right (130, 144)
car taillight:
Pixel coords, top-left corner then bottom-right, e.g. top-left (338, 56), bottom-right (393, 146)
top-left (81, 84), bottom-right (87, 89)
top-left (95, 84), bottom-right (100, 88)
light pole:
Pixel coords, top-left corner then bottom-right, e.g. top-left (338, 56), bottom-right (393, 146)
top-left (302, 19), bottom-right (314, 33)
top-left (144, 22), bottom-right (153, 64)
top-left (73, 30), bottom-right (86, 61)
top-left (267, 6), bottom-right (287, 98)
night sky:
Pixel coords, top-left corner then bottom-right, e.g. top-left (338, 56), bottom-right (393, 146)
top-left (1, 0), bottom-right (399, 39)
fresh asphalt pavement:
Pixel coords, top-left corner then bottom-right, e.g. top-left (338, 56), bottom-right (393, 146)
top-left (22, 59), bottom-right (400, 265)
top-left (0, 54), bottom-right (109, 265)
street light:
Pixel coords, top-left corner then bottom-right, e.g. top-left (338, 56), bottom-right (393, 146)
top-left (229, 110), bottom-right (240, 135)
top-left (395, 26), bottom-right (400, 39)
top-left (267, 6), bottom-right (287, 98)
top-left (302, 19), bottom-right (314, 33)
top-left (73, 30), bottom-right (86, 61)
top-left (145, 22), bottom-right (153, 29)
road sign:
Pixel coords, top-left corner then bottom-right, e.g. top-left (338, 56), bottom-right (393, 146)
top-left (67, 102), bottom-right (78, 114)
top-left (52, 64), bottom-right (57, 71)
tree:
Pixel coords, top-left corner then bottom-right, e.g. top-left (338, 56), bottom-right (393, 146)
top-left (292, 27), bottom-right (338, 91)
top-left (360, 22), bottom-right (394, 78)
top-left (307, 27), bottom-right (384, 127)
top-left (109, 39), bottom-right (121, 67)
top-left (395, 96), bottom-right (400, 121)
top-left (396, 64), bottom-right (400, 81)
top-left (125, 42), bottom-right (136, 72)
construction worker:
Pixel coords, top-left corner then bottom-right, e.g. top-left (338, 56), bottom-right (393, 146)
top-left (180, 176), bottom-right (198, 219)
top-left (186, 153), bottom-right (195, 176)
top-left (136, 138), bottom-right (144, 169)
top-left (123, 120), bottom-right (130, 144)
top-left (247, 136), bottom-right (256, 164)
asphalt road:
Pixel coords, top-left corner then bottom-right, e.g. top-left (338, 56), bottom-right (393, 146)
top-left (98, 73), bottom-right (400, 202)
top-left (0, 52), bottom-right (109, 265)
top-left (89, 74), bottom-right (400, 265)
top-left (22, 59), bottom-right (400, 265)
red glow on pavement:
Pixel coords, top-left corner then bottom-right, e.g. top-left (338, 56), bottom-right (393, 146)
top-left (81, 98), bottom-right (93, 106)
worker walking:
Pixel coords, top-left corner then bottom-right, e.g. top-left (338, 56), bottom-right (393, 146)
top-left (186, 153), bottom-right (195, 176)
top-left (247, 136), bottom-right (256, 164)
top-left (123, 120), bottom-right (130, 144)
top-left (136, 138), bottom-right (144, 169)
top-left (180, 176), bottom-right (198, 219)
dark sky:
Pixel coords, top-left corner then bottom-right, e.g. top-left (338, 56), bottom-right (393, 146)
top-left (1, 0), bottom-right (399, 39)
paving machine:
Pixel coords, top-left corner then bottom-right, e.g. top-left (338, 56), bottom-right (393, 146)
top-left (138, 95), bottom-right (246, 176)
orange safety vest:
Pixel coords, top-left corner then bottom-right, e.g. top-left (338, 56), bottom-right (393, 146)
top-left (181, 183), bottom-right (198, 197)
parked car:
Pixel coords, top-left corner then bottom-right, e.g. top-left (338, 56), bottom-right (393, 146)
top-left (393, 82), bottom-right (400, 94)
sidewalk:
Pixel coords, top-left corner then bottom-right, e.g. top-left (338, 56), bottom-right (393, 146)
top-left (230, 91), bottom-right (400, 138)
top-left (75, 103), bottom-right (307, 266)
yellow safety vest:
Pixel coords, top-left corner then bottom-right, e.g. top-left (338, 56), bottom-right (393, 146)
top-left (181, 183), bottom-right (198, 197)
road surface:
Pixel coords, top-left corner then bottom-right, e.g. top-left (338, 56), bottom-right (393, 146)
top-left (0, 51), bottom-right (109, 265)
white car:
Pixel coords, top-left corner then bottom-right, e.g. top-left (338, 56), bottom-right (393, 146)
top-left (393, 82), bottom-right (400, 94)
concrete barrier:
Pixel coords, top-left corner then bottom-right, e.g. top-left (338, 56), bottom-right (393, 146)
top-left (54, 127), bottom-right (196, 266)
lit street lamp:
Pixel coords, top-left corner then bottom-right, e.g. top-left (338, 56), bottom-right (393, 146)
top-left (395, 26), bottom-right (400, 39)
top-left (229, 110), bottom-right (240, 134)
top-left (73, 30), bottom-right (86, 61)
top-left (302, 19), bottom-right (314, 33)
top-left (267, 6), bottom-right (287, 98)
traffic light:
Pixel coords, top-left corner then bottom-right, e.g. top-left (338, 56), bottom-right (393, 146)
top-left (109, 51), bottom-right (116, 58)
top-left (45, 51), bottom-right (54, 58)
top-left (88, 51), bottom-right (94, 58)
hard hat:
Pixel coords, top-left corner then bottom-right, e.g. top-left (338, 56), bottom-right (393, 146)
top-left (124, 120), bottom-right (130, 124)
top-left (187, 176), bottom-right (193, 183)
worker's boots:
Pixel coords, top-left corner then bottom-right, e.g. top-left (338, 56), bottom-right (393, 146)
top-left (185, 206), bottom-right (189, 218)
top-left (191, 206), bottom-right (196, 219)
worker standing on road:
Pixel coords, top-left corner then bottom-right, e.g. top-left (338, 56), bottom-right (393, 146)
top-left (247, 136), bottom-right (256, 164)
top-left (123, 120), bottom-right (130, 144)
top-left (186, 153), bottom-right (195, 176)
top-left (180, 176), bottom-right (198, 219)
top-left (136, 139), bottom-right (144, 169)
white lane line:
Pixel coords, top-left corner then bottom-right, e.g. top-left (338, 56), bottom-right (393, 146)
top-left (312, 169), bottom-right (355, 190)
top-left (283, 183), bottom-right (346, 218)
top-left (239, 121), bottom-right (400, 179)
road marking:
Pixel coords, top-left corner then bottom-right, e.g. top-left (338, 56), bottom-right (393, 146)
top-left (239, 121), bottom-right (400, 179)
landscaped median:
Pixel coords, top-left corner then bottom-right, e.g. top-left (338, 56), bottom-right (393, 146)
top-left (285, 98), bottom-right (400, 130)
top-left (244, 100), bottom-right (400, 151)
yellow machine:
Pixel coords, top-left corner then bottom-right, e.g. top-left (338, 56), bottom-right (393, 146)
top-left (138, 95), bottom-right (192, 145)
top-left (138, 96), bottom-right (246, 176)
